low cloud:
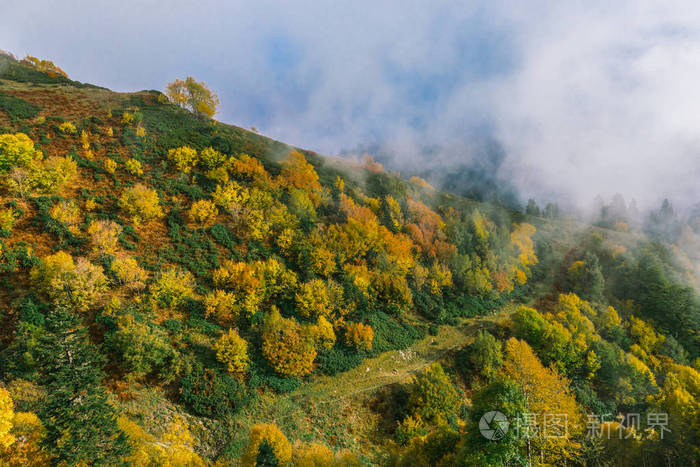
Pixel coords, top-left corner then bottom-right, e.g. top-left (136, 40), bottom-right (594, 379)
top-left (3, 0), bottom-right (700, 209)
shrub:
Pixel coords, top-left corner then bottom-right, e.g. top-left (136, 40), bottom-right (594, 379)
top-left (80, 130), bottom-right (90, 150)
top-left (57, 122), bottom-right (76, 134)
top-left (121, 112), bottom-right (134, 126)
top-left (199, 147), bottom-right (227, 169)
top-left (0, 208), bottom-right (19, 232)
top-left (214, 329), bottom-right (249, 378)
top-left (87, 220), bottom-right (122, 255)
top-left (180, 365), bottom-right (247, 418)
top-left (242, 424), bottom-right (292, 467)
top-left (167, 146), bottom-right (198, 174)
top-left (395, 414), bottom-right (428, 445)
top-left (124, 158), bottom-right (143, 176)
top-left (317, 347), bottom-right (363, 376)
top-left (103, 159), bottom-right (117, 174)
top-left (110, 257), bottom-right (148, 291)
top-left (293, 442), bottom-right (337, 466)
top-left (150, 267), bottom-right (196, 308)
top-left (118, 184), bottom-right (164, 224)
top-left (188, 199), bottom-right (218, 228)
top-left (307, 316), bottom-right (336, 351)
top-left (135, 126), bottom-right (146, 137)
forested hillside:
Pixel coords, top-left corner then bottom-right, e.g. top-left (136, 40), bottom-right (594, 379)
top-left (0, 53), bottom-right (698, 466)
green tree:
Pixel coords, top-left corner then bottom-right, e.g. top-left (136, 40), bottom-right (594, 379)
top-left (467, 330), bottom-right (503, 380)
top-left (37, 308), bottom-right (130, 465)
top-left (408, 362), bottom-right (460, 424)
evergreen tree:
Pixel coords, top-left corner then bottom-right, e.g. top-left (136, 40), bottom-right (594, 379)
top-left (255, 440), bottom-right (279, 467)
top-left (37, 307), bottom-right (130, 465)
top-left (573, 252), bottom-right (605, 302)
top-left (525, 199), bottom-right (540, 217)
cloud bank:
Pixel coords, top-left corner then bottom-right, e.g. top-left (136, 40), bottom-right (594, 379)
top-left (2, 0), bottom-right (700, 208)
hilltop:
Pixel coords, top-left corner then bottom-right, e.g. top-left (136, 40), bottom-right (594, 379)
top-left (0, 53), bottom-right (698, 466)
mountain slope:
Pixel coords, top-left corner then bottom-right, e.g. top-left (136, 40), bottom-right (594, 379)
top-left (0, 53), bottom-right (699, 466)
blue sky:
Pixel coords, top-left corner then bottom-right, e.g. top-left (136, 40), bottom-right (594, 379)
top-left (3, 1), bottom-right (700, 208)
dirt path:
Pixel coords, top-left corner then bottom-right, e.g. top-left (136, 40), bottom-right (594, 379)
top-left (222, 304), bottom-right (517, 462)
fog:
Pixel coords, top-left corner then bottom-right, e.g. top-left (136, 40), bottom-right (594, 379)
top-left (2, 0), bottom-right (700, 210)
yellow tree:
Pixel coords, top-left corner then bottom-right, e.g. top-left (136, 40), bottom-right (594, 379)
top-left (87, 220), bottom-right (122, 255)
top-left (261, 308), bottom-right (316, 377)
top-left (214, 329), bottom-right (249, 378)
top-left (167, 146), bottom-right (198, 174)
top-left (118, 184), bottom-right (164, 225)
top-left (242, 423), bottom-right (292, 467)
top-left (0, 389), bottom-right (15, 450)
top-left (503, 338), bottom-right (583, 465)
top-left (165, 77), bottom-right (220, 118)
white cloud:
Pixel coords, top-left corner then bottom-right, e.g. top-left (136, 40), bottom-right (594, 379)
top-left (2, 0), bottom-right (700, 209)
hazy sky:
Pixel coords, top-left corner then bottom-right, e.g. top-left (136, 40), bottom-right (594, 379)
top-left (3, 1), bottom-right (700, 208)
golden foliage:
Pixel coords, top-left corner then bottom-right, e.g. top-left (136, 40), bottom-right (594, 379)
top-left (309, 247), bottom-right (337, 277)
top-left (121, 112), bottom-right (134, 126)
top-left (0, 389), bottom-right (15, 450)
top-left (103, 158), bottom-right (117, 174)
top-left (295, 279), bottom-right (333, 319)
top-left (0, 208), bottom-right (19, 232)
top-left (188, 199), bottom-right (218, 228)
top-left (87, 220), bottom-right (122, 255)
top-left (504, 338), bottom-right (584, 464)
top-left (511, 222), bottom-right (538, 268)
top-left (344, 322), bottom-right (373, 351)
top-left (242, 423), bottom-right (292, 467)
top-left (57, 122), bottom-right (77, 134)
top-left (119, 416), bottom-right (205, 466)
top-left (125, 158), bottom-right (143, 176)
top-left (111, 257), bottom-right (148, 291)
top-left (306, 316), bottom-right (336, 351)
top-left (215, 328), bottom-right (249, 377)
top-left (204, 289), bottom-right (238, 326)
top-left (166, 77), bottom-right (220, 118)
top-left (229, 154), bottom-right (272, 186)
top-left (200, 147), bottom-right (227, 169)
top-left (30, 251), bottom-right (107, 312)
top-left (167, 146), bottom-right (198, 173)
top-left (80, 130), bottom-right (90, 151)
top-left (261, 308), bottom-right (316, 377)
top-left (21, 55), bottom-right (68, 77)
top-left (150, 267), bottom-right (196, 308)
top-left (279, 150), bottom-right (321, 195)
top-left (118, 184), bottom-right (164, 224)
top-left (0, 411), bottom-right (48, 466)
top-left (0, 132), bottom-right (42, 173)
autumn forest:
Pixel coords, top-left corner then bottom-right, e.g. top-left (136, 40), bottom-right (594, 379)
top-left (0, 51), bottom-right (698, 466)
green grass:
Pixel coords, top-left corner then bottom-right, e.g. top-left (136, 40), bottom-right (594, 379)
top-left (215, 304), bottom-right (516, 463)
